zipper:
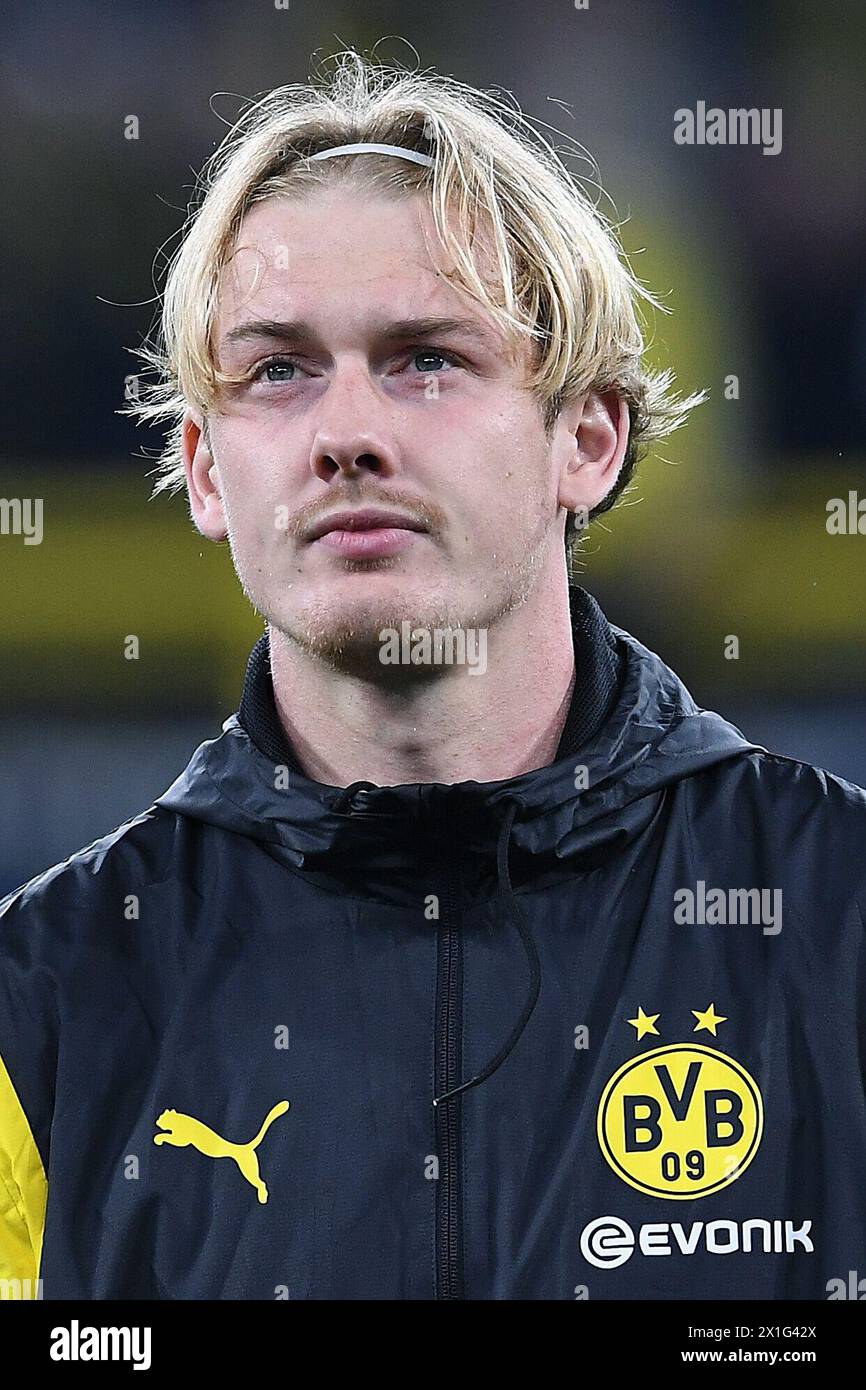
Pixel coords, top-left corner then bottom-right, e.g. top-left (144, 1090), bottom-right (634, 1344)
top-left (433, 819), bottom-right (464, 1299)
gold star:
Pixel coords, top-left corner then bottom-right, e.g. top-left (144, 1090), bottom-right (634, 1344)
top-left (692, 1003), bottom-right (728, 1036)
top-left (627, 1007), bottom-right (660, 1039)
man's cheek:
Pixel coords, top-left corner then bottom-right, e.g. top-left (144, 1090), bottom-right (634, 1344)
top-left (224, 473), bottom-right (267, 530)
top-left (223, 496), bottom-right (277, 568)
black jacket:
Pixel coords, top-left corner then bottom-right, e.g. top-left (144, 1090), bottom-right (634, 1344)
top-left (2, 586), bottom-right (865, 1299)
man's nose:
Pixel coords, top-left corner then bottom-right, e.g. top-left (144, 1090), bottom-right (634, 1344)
top-left (308, 363), bottom-right (401, 483)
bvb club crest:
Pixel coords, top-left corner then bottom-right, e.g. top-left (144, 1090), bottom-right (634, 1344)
top-left (596, 1005), bottom-right (763, 1200)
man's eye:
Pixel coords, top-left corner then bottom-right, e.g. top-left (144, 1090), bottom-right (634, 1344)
top-left (253, 357), bottom-right (298, 384)
top-left (408, 349), bottom-right (458, 374)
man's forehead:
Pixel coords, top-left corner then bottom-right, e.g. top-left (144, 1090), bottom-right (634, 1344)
top-left (218, 243), bottom-right (448, 310)
top-left (229, 187), bottom-right (488, 264)
top-left (214, 190), bottom-right (505, 344)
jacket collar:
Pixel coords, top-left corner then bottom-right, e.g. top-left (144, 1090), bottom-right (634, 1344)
top-left (155, 582), bottom-right (761, 905)
top-left (237, 583), bottom-right (625, 776)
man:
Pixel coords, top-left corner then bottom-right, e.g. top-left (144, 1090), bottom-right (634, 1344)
top-left (2, 54), bottom-right (864, 1302)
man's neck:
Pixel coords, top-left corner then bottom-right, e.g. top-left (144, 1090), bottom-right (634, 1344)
top-left (267, 583), bottom-right (577, 787)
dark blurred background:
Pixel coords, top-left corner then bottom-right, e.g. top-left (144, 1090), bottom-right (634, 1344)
top-left (2, 0), bottom-right (865, 892)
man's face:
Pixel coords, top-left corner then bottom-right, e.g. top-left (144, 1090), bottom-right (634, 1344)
top-left (187, 185), bottom-right (583, 676)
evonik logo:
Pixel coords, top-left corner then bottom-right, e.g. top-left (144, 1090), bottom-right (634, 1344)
top-left (580, 1215), bottom-right (814, 1269)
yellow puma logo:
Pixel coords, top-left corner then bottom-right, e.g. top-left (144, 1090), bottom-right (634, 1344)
top-left (153, 1100), bottom-right (290, 1204)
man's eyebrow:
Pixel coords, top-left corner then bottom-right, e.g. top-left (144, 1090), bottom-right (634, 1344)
top-left (221, 315), bottom-right (500, 349)
top-left (380, 316), bottom-right (499, 347)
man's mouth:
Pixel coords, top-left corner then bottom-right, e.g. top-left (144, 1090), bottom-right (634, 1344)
top-left (306, 507), bottom-right (429, 559)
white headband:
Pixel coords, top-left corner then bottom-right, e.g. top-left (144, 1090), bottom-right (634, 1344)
top-left (307, 142), bottom-right (434, 168)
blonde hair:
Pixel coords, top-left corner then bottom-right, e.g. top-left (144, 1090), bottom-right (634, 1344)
top-left (123, 49), bottom-right (706, 566)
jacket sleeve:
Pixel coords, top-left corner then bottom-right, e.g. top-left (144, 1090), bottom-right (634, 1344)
top-left (0, 1050), bottom-right (47, 1293)
top-left (0, 883), bottom-right (55, 1299)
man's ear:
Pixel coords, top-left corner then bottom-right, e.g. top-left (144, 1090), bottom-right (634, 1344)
top-left (554, 390), bottom-right (630, 516)
top-left (182, 410), bottom-right (228, 541)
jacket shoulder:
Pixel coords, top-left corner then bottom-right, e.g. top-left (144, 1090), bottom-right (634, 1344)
top-left (716, 748), bottom-right (866, 819)
top-left (0, 804), bottom-right (182, 923)
top-left (688, 749), bottom-right (866, 894)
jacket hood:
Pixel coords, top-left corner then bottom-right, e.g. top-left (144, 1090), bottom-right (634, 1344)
top-left (154, 586), bottom-right (763, 901)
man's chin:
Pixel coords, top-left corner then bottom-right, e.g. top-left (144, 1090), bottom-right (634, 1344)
top-left (271, 586), bottom-right (485, 683)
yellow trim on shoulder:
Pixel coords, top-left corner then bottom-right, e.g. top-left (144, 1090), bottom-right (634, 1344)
top-left (0, 1051), bottom-right (47, 1297)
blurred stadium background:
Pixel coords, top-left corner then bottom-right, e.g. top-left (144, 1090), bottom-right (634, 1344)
top-left (2, 0), bottom-right (865, 893)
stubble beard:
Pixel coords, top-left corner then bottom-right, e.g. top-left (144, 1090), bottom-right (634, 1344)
top-left (259, 532), bottom-right (549, 685)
